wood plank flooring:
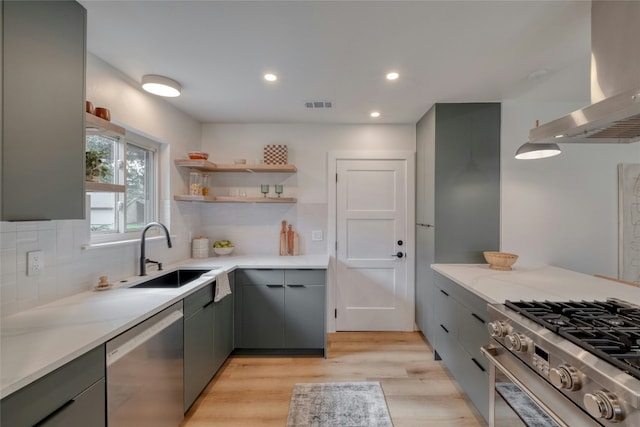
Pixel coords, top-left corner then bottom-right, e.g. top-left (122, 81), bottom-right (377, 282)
top-left (181, 332), bottom-right (487, 427)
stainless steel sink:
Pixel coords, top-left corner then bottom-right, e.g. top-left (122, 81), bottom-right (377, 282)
top-left (129, 269), bottom-right (214, 288)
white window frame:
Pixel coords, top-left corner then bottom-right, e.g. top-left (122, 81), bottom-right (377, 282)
top-left (88, 130), bottom-right (160, 244)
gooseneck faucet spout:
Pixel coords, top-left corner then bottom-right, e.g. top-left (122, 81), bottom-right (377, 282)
top-left (140, 222), bottom-right (172, 276)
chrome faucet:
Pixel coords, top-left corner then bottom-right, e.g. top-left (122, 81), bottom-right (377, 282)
top-left (140, 222), bottom-right (172, 276)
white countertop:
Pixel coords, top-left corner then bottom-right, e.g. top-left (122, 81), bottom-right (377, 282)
top-left (0, 254), bottom-right (329, 399)
top-left (431, 264), bottom-right (640, 306)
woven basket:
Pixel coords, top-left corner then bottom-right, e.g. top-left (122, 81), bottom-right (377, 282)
top-left (264, 144), bottom-right (288, 165)
top-left (483, 251), bottom-right (518, 271)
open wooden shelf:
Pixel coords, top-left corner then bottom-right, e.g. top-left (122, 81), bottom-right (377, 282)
top-left (174, 195), bottom-right (296, 203)
top-left (85, 112), bottom-right (125, 137)
top-left (85, 182), bottom-right (126, 193)
top-left (174, 159), bottom-right (297, 173)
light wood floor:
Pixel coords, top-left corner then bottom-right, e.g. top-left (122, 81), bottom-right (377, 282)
top-left (181, 332), bottom-right (487, 426)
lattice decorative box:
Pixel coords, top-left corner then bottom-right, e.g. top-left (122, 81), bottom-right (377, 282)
top-left (264, 144), bottom-right (288, 165)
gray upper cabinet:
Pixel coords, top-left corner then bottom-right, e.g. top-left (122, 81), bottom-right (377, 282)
top-left (2, 0), bottom-right (86, 220)
top-left (415, 103), bottom-right (500, 343)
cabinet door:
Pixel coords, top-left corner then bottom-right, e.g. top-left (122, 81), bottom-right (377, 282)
top-left (241, 284), bottom-right (284, 348)
top-left (213, 277), bottom-right (234, 372)
top-left (284, 284), bottom-right (325, 348)
top-left (184, 302), bottom-right (215, 411)
top-left (2, 0), bottom-right (86, 220)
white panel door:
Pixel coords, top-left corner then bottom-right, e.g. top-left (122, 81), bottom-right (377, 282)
top-left (336, 159), bottom-right (410, 331)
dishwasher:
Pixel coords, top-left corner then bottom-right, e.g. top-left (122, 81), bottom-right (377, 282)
top-left (106, 302), bottom-right (184, 427)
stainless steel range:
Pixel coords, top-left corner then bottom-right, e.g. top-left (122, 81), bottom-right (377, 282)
top-left (481, 299), bottom-right (640, 427)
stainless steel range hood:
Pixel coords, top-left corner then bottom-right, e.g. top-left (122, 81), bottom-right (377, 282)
top-left (529, 1), bottom-right (640, 145)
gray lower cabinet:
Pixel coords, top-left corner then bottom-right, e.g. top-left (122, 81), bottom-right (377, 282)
top-left (184, 283), bottom-right (216, 411)
top-left (213, 272), bottom-right (235, 373)
top-left (432, 272), bottom-right (490, 422)
top-left (2, 0), bottom-right (86, 220)
top-left (0, 345), bottom-right (105, 427)
top-left (235, 269), bottom-right (326, 353)
top-left (184, 274), bottom-right (236, 411)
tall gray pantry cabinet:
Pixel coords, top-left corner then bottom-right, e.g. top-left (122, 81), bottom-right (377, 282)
top-left (2, 0), bottom-right (86, 221)
top-left (415, 103), bottom-right (500, 422)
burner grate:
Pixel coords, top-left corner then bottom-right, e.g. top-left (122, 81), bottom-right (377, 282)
top-left (505, 299), bottom-right (640, 380)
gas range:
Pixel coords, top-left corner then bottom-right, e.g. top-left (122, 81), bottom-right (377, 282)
top-left (486, 298), bottom-right (640, 426)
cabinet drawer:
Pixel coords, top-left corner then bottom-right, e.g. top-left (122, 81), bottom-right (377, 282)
top-left (459, 308), bottom-right (490, 372)
top-left (1, 345), bottom-right (105, 427)
top-left (285, 269), bottom-right (326, 286)
top-left (457, 351), bottom-right (489, 421)
top-left (434, 272), bottom-right (488, 316)
top-left (236, 269), bottom-right (284, 285)
top-left (40, 378), bottom-right (105, 427)
top-left (183, 283), bottom-right (214, 318)
top-left (434, 284), bottom-right (457, 335)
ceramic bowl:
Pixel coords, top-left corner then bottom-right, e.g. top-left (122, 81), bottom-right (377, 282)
top-left (213, 247), bottom-right (234, 256)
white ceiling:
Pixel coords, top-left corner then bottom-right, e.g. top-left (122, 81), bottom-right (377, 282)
top-left (79, 0), bottom-right (592, 125)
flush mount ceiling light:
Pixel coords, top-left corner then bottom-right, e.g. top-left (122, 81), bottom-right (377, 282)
top-left (515, 142), bottom-right (562, 160)
top-left (141, 74), bottom-right (181, 97)
top-left (370, 111), bottom-right (381, 118)
top-left (264, 73), bottom-right (278, 82)
top-left (386, 72), bottom-right (399, 81)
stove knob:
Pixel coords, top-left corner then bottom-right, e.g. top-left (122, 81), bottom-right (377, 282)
top-left (487, 321), bottom-right (509, 338)
top-left (583, 391), bottom-right (625, 422)
top-left (504, 333), bottom-right (529, 353)
top-left (549, 365), bottom-right (582, 391)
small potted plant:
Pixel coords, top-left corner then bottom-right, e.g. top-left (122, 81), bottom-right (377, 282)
top-left (85, 150), bottom-right (110, 182)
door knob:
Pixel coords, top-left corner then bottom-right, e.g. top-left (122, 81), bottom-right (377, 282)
top-left (391, 252), bottom-right (404, 258)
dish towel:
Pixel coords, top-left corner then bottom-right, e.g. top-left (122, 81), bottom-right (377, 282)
top-left (214, 271), bottom-right (232, 302)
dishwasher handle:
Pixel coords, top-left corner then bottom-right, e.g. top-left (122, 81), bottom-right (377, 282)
top-left (107, 309), bottom-right (183, 367)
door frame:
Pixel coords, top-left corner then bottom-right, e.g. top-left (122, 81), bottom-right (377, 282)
top-left (327, 150), bottom-right (416, 333)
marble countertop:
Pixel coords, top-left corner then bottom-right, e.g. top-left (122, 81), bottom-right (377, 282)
top-left (431, 264), bottom-right (640, 306)
top-left (0, 254), bottom-right (329, 399)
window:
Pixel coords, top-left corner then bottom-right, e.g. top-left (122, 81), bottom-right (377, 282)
top-left (87, 131), bottom-right (158, 240)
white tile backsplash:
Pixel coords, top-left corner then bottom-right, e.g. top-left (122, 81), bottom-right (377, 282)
top-left (1, 198), bottom-right (194, 316)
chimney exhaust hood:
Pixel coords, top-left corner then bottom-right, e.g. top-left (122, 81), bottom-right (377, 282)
top-left (528, 1), bottom-right (640, 145)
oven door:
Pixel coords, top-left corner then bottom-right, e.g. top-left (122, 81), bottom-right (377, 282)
top-left (481, 345), bottom-right (600, 427)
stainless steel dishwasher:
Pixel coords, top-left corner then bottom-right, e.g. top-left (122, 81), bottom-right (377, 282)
top-left (106, 302), bottom-right (184, 427)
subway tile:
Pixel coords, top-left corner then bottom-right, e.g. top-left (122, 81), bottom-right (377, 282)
top-left (0, 222), bottom-right (16, 232)
top-left (1, 273), bottom-right (17, 302)
top-left (0, 232), bottom-right (17, 250)
top-left (1, 248), bottom-right (18, 275)
top-left (16, 223), bottom-right (38, 232)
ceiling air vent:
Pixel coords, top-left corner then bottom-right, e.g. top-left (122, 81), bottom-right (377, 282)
top-left (305, 101), bottom-right (333, 109)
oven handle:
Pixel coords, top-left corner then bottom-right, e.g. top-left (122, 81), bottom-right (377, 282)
top-left (481, 345), bottom-right (569, 427)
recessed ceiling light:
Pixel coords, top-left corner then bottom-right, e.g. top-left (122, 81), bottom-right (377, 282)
top-left (264, 73), bottom-right (278, 82)
top-left (141, 74), bottom-right (181, 97)
top-left (386, 72), bottom-right (399, 81)
top-left (370, 111), bottom-right (381, 118)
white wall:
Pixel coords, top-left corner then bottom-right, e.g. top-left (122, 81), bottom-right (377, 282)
top-left (198, 123), bottom-right (415, 255)
top-left (0, 54), bottom-right (202, 316)
top-left (501, 100), bottom-right (640, 277)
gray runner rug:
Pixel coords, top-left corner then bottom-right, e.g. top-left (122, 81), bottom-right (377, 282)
top-left (286, 381), bottom-right (393, 427)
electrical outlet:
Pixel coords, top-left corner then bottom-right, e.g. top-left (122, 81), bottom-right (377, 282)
top-left (27, 250), bottom-right (44, 276)
top-left (311, 230), bottom-right (323, 241)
